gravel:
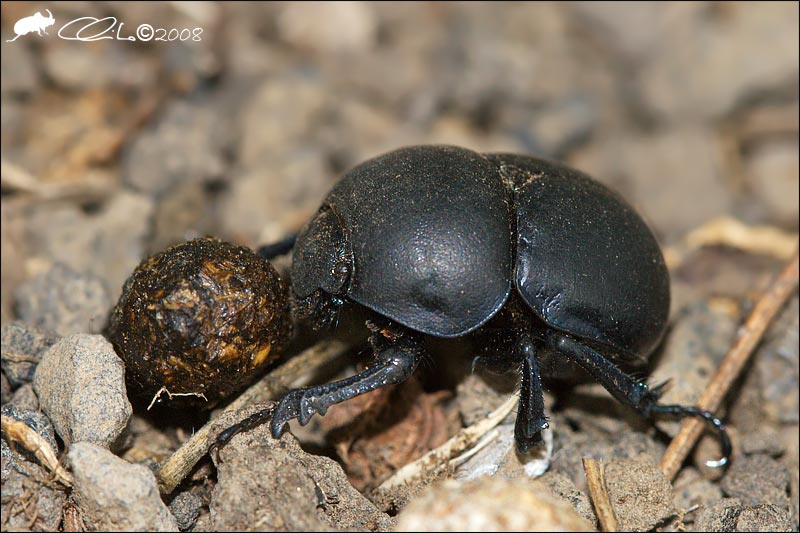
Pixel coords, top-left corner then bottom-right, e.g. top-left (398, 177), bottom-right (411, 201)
top-left (123, 99), bottom-right (229, 196)
top-left (68, 442), bottom-right (178, 532)
top-left (168, 490), bottom-right (204, 531)
top-left (720, 454), bottom-right (792, 512)
top-left (7, 382), bottom-right (39, 411)
top-left (33, 334), bottom-right (132, 448)
top-left (1, 320), bottom-right (59, 387)
top-left (1, 403), bottom-right (60, 469)
top-left (14, 264), bottom-right (111, 336)
top-left (1, 443), bottom-right (67, 531)
top-left (603, 454), bottom-right (675, 531)
top-left (694, 498), bottom-right (795, 532)
top-left (208, 423), bottom-right (393, 532)
top-left (394, 476), bottom-right (592, 531)
top-left (0, 3), bottom-right (796, 532)
top-left (24, 191), bottom-right (155, 297)
top-left (1, 406), bottom-right (66, 531)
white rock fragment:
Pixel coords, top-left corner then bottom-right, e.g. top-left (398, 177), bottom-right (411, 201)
top-left (395, 476), bottom-right (592, 532)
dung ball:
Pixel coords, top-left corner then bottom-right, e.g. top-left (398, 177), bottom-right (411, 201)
top-left (108, 237), bottom-right (293, 406)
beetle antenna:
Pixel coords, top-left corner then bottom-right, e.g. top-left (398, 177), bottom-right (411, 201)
top-left (648, 403), bottom-right (731, 468)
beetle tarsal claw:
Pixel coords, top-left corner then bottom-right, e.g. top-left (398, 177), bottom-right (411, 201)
top-left (271, 389), bottom-right (306, 437)
top-left (705, 455), bottom-right (729, 468)
top-left (298, 401), bottom-right (315, 426)
top-left (272, 388), bottom-right (335, 432)
top-left (649, 403), bottom-right (732, 468)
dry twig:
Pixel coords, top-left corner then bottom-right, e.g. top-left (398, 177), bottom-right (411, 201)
top-left (374, 392), bottom-right (518, 494)
top-left (583, 457), bottom-right (617, 532)
top-left (663, 216), bottom-right (798, 268)
top-left (1, 415), bottom-right (73, 488)
top-left (0, 159), bottom-right (114, 202)
top-left (660, 246), bottom-right (800, 480)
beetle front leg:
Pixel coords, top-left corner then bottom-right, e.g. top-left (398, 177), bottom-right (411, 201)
top-left (271, 327), bottom-right (424, 438)
top-left (514, 334), bottom-right (549, 452)
top-left (256, 234), bottom-right (299, 260)
top-left (548, 331), bottom-right (731, 466)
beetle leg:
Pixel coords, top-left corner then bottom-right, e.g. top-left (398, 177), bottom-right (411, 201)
top-left (256, 234), bottom-right (298, 260)
top-left (514, 334), bottom-right (549, 453)
top-left (270, 329), bottom-right (424, 438)
top-left (213, 403), bottom-right (278, 455)
top-left (548, 331), bottom-right (732, 467)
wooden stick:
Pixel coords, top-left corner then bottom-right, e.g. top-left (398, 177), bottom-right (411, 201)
top-left (375, 392), bottom-right (518, 494)
top-left (583, 457), bottom-right (617, 532)
top-left (157, 340), bottom-right (348, 494)
top-left (660, 246), bottom-right (799, 481)
top-left (662, 216), bottom-right (797, 268)
top-left (1, 415), bottom-right (73, 487)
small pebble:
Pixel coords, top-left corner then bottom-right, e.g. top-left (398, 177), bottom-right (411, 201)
top-left (277, 1), bottom-right (378, 53)
top-left (720, 455), bottom-right (791, 511)
top-left (123, 100), bottom-right (227, 196)
top-left (695, 498), bottom-right (743, 532)
top-left (14, 265), bottom-right (110, 336)
top-left (1, 321), bottom-right (58, 388)
top-left (68, 442), bottom-right (178, 532)
top-left (210, 418), bottom-right (392, 532)
top-left (1, 372), bottom-right (10, 404)
top-left (746, 140), bottom-right (800, 225)
top-left (735, 504), bottom-right (794, 532)
top-left (25, 191), bottom-right (156, 295)
top-left (538, 470), bottom-right (598, 528)
top-left (756, 293), bottom-right (799, 424)
top-left (394, 476), bottom-right (592, 532)
top-left (1, 441), bottom-right (67, 531)
top-left (638, 2), bottom-right (798, 120)
top-left (169, 491), bottom-right (203, 531)
top-left (7, 383), bottom-right (39, 411)
top-left (603, 454), bottom-right (674, 531)
top-left (219, 148), bottom-right (330, 246)
top-left (673, 467), bottom-right (724, 515)
top-left (694, 498), bottom-right (794, 532)
top-left (33, 334), bottom-right (132, 448)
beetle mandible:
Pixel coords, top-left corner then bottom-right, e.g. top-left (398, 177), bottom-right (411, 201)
top-left (226, 145), bottom-right (730, 465)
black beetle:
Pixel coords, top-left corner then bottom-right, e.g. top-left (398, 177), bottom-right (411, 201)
top-left (225, 145), bottom-right (730, 464)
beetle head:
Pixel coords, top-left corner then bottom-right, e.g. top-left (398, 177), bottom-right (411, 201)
top-left (291, 206), bottom-right (352, 298)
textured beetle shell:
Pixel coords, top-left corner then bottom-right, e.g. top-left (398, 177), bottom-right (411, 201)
top-left (108, 237), bottom-right (293, 405)
top-left (292, 145), bottom-right (669, 358)
top-left (293, 145), bottom-right (513, 337)
top-left (491, 153), bottom-right (670, 358)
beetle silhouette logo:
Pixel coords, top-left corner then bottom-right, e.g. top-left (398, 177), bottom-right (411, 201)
top-left (6, 8), bottom-right (55, 42)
